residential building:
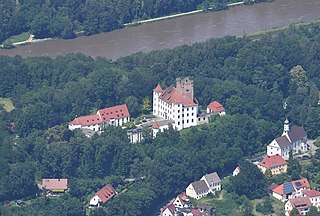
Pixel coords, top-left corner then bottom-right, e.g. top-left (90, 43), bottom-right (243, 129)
top-left (200, 172), bottom-right (221, 194)
top-left (301, 190), bottom-right (320, 207)
top-left (232, 166), bottom-right (241, 176)
top-left (207, 101), bottom-right (226, 116)
top-left (153, 77), bottom-right (198, 131)
top-left (285, 197), bottom-right (312, 216)
top-left (173, 192), bottom-right (190, 208)
top-left (69, 104), bottom-right (130, 131)
top-left (89, 184), bottom-right (117, 207)
top-left (127, 128), bottom-right (143, 143)
top-left (186, 180), bottom-right (210, 200)
top-left (267, 119), bottom-right (308, 160)
top-left (42, 179), bottom-right (68, 196)
top-left (257, 154), bottom-right (288, 175)
top-left (161, 203), bottom-right (177, 216)
top-left (271, 178), bottom-right (311, 202)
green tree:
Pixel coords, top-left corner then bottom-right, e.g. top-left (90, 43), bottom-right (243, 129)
top-left (228, 160), bottom-right (267, 199)
top-left (142, 97), bottom-right (152, 114)
top-left (307, 206), bottom-right (320, 216)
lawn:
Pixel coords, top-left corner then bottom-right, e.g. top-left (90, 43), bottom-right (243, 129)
top-left (0, 98), bottom-right (15, 112)
top-left (4, 32), bottom-right (30, 44)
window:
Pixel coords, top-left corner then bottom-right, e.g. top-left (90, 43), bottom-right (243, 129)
top-left (178, 110), bottom-right (180, 113)
top-left (187, 113), bottom-right (189, 116)
top-left (182, 120), bottom-right (184, 124)
top-left (178, 115), bottom-right (180, 119)
top-left (192, 119), bottom-right (194, 122)
top-left (192, 113), bottom-right (194, 116)
top-left (187, 108), bottom-right (189, 111)
top-left (187, 120), bottom-right (189, 123)
top-left (178, 122), bottom-right (180, 125)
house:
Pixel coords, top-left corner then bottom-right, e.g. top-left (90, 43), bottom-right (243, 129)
top-left (186, 180), bottom-right (210, 200)
top-left (200, 172), bottom-right (221, 194)
top-left (42, 179), bottom-right (68, 196)
top-left (69, 104), bottom-right (130, 131)
top-left (89, 184), bottom-right (117, 207)
top-left (153, 78), bottom-right (199, 131)
top-left (285, 197), bottom-right (312, 216)
top-left (207, 101), bottom-right (226, 116)
top-left (301, 190), bottom-right (320, 207)
top-left (267, 119), bottom-right (308, 160)
top-left (161, 203), bottom-right (177, 216)
top-left (232, 166), bottom-right (241, 176)
top-left (271, 178), bottom-right (310, 202)
top-left (257, 154), bottom-right (288, 175)
top-left (173, 192), bottom-right (190, 208)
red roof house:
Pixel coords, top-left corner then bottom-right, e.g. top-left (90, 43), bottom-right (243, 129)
top-left (207, 101), bottom-right (225, 115)
top-left (257, 154), bottom-right (288, 175)
top-left (89, 184), bottom-right (117, 207)
top-left (285, 197), bottom-right (312, 216)
top-left (152, 121), bottom-right (160, 129)
top-left (42, 179), bottom-right (68, 194)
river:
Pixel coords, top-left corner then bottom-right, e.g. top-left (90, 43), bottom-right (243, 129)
top-left (0, 0), bottom-right (319, 60)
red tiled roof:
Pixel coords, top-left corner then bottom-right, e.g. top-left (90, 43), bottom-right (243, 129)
top-left (69, 104), bottom-right (130, 127)
top-left (272, 178), bottom-right (310, 195)
top-left (207, 101), bottom-right (225, 112)
top-left (97, 104), bottom-right (130, 121)
top-left (258, 154), bottom-right (287, 168)
top-left (160, 86), bottom-right (197, 107)
top-left (152, 121), bottom-right (160, 129)
top-left (191, 209), bottom-right (201, 216)
top-left (163, 203), bottom-right (176, 214)
top-left (176, 192), bottom-right (189, 205)
top-left (289, 196), bottom-right (312, 209)
top-left (154, 84), bottom-right (163, 93)
top-left (302, 189), bottom-right (320, 197)
top-left (268, 184), bottom-right (279, 191)
top-left (69, 114), bottom-right (102, 126)
top-left (292, 178), bottom-right (310, 190)
top-left (42, 179), bottom-right (68, 190)
top-left (96, 184), bottom-right (117, 203)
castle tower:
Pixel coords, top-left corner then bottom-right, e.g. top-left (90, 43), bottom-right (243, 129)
top-left (176, 77), bottom-right (194, 100)
top-left (282, 118), bottom-right (290, 136)
top-left (153, 84), bottom-right (163, 116)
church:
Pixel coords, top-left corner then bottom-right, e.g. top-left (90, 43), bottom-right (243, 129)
top-left (267, 119), bottom-right (308, 160)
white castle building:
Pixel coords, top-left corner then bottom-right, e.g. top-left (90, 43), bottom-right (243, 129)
top-left (153, 77), bottom-right (199, 131)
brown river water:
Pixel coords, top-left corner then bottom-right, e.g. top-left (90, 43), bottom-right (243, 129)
top-left (0, 0), bottom-right (320, 60)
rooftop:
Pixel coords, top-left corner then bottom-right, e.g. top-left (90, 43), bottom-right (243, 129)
top-left (258, 154), bottom-right (287, 168)
top-left (42, 179), bottom-right (68, 191)
top-left (96, 184), bottom-right (117, 203)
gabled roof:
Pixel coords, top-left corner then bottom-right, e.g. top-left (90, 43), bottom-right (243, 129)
top-left (42, 179), bottom-right (68, 191)
top-left (288, 196), bottom-right (312, 209)
top-left (202, 172), bottom-right (221, 185)
top-left (191, 180), bottom-right (209, 194)
top-left (191, 209), bottom-right (201, 216)
top-left (97, 104), bottom-right (130, 121)
top-left (302, 189), bottom-right (320, 197)
top-left (272, 178), bottom-right (310, 195)
top-left (163, 203), bottom-right (176, 214)
top-left (288, 126), bottom-right (307, 143)
top-left (258, 154), bottom-right (287, 168)
top-left (207, 101), bottom-right (225, 112)
top-left (96, 184), bottom-right (117, 203)
top-left (69, 114), bottom-right (102, 126)
top-left (154, 84), bottom-right (163, 93)
top-left (272, 182), bottom-right (295, 195)
top-left (160, 86), bottom-right (197, 107)
top-left (292, 178), bottom-right (310, 190)
top-left (152, 121), bottom-right (160, 129)
top-left (175, 192), bottom-right (189, 205)
top-left (275, 136), bottom-right (291, 148)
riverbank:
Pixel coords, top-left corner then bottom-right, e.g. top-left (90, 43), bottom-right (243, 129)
top-left (244, 17), bottom-right (320, 38)
top-left (124, 1), bottom-right (245, 27)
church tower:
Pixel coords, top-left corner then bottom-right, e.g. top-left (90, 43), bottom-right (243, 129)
top-left (282, 118), bottom-right (290, 136)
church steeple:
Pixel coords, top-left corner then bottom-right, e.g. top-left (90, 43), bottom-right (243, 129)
top-left (282, 118), bottom-right (290, 136)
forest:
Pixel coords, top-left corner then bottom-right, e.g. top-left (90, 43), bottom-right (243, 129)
top-left (0, 0), bottom-right (269, 43)
top-left (0, 22), bottom-right (320, 215)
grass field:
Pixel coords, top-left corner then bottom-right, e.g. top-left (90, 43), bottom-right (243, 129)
top-left (0, 98), bottom-right (15, 112)
top-left (4, 32), bottom-right (30, 44)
